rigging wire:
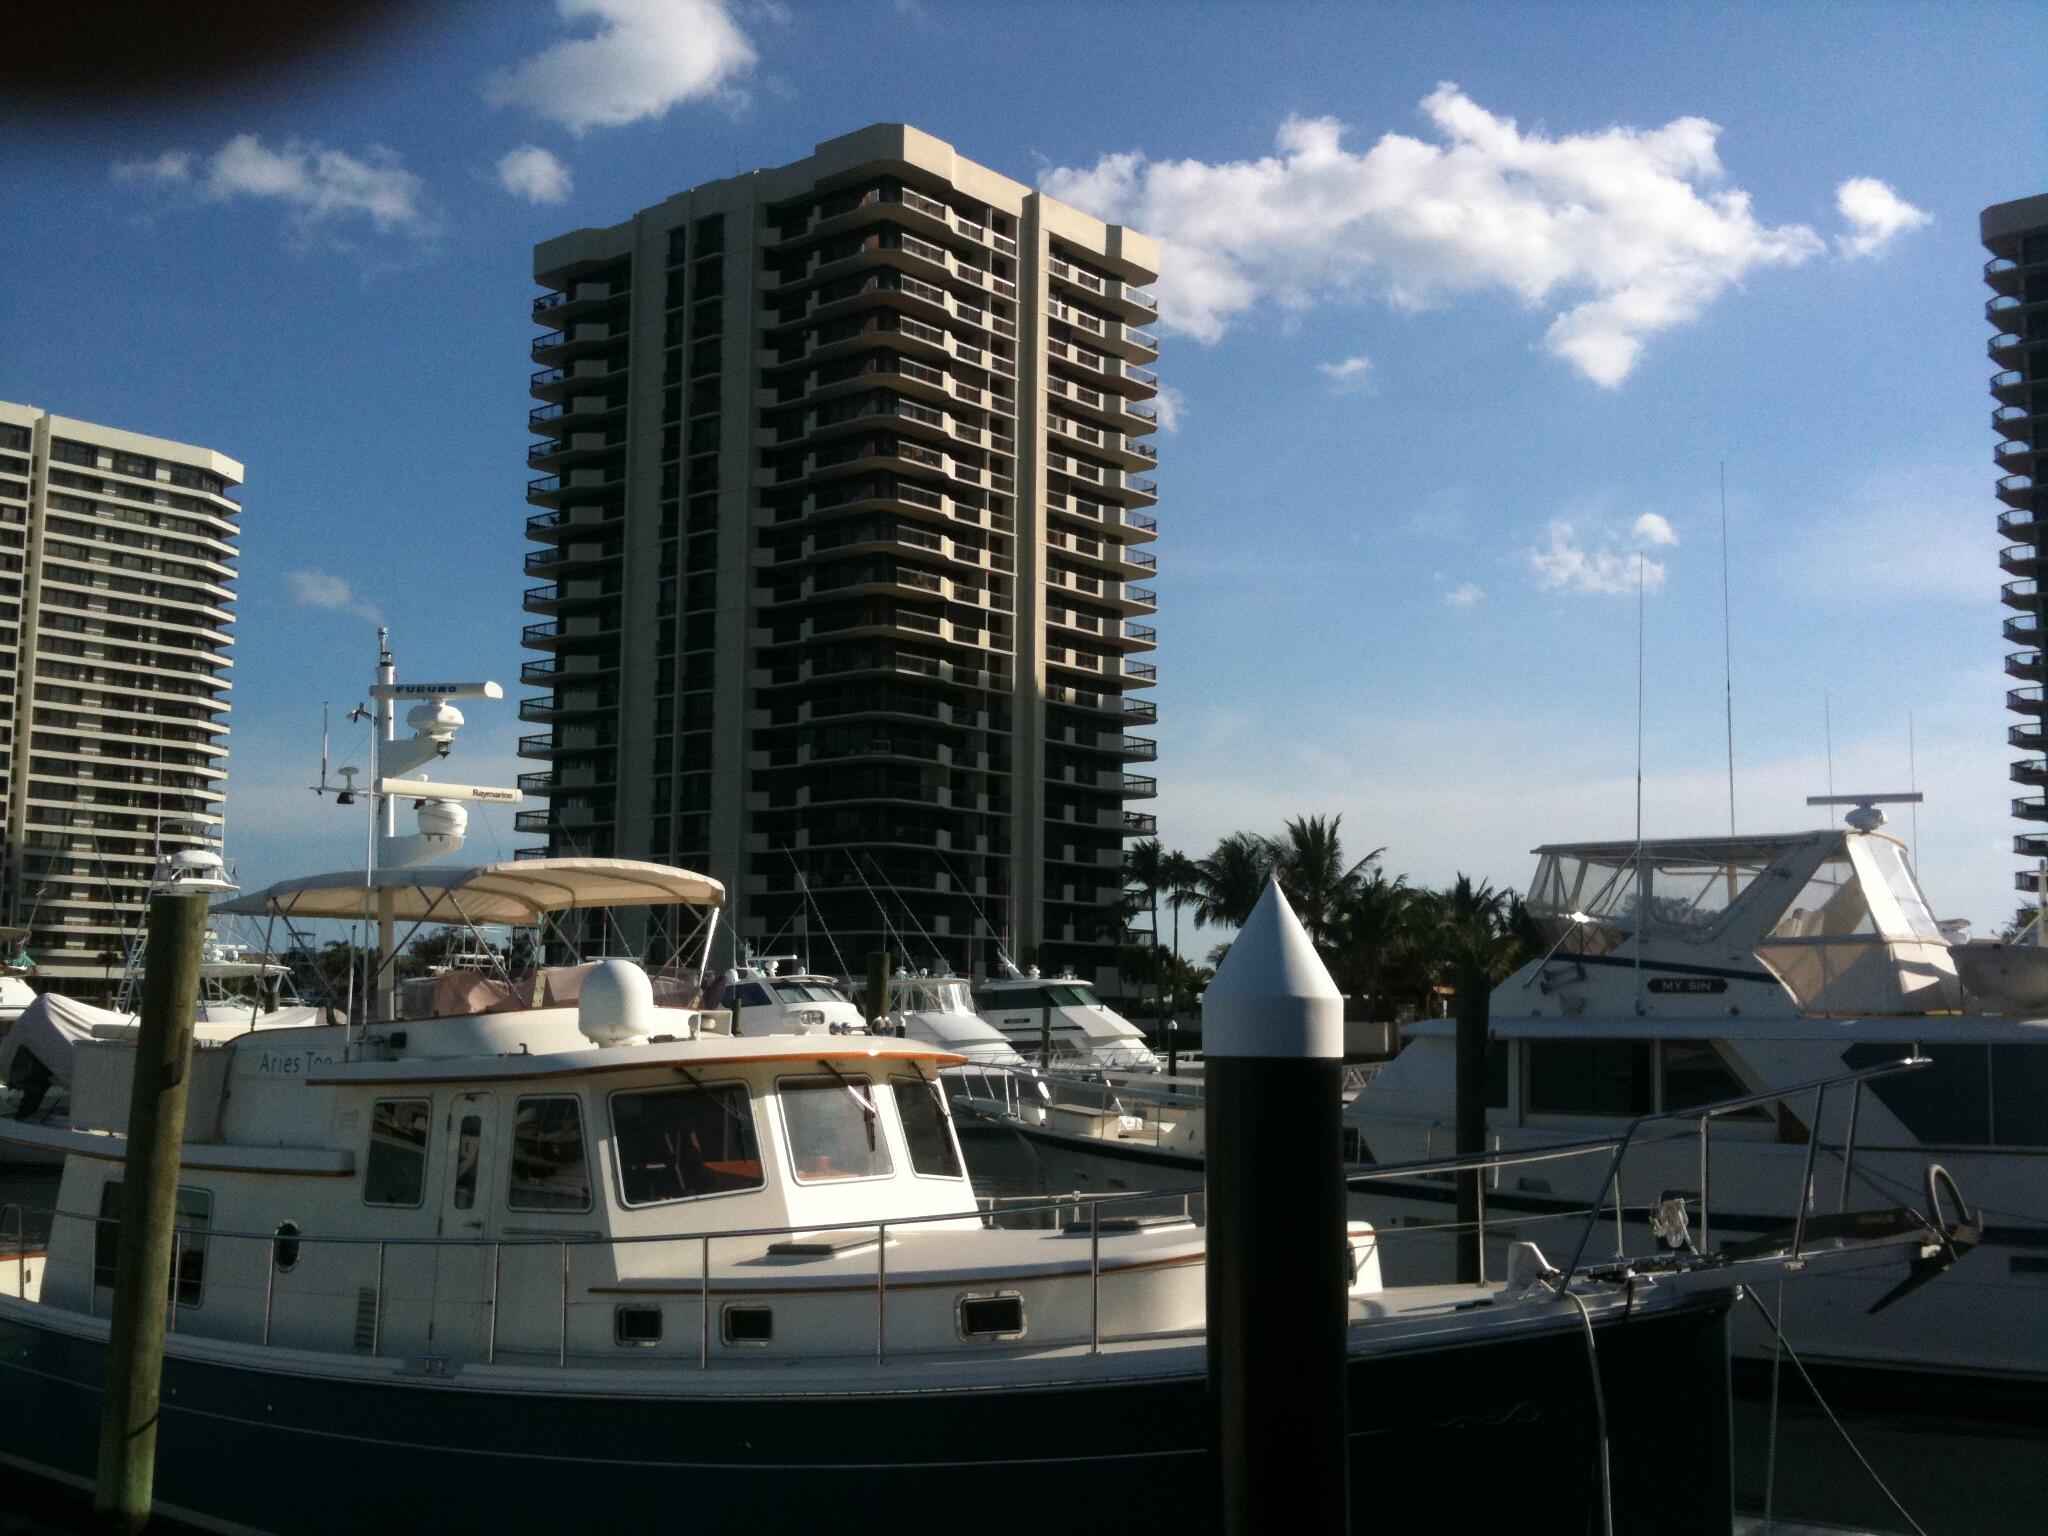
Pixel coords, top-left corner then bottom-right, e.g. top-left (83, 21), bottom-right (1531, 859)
top-left (1745, 1284), bottom-right (1930, 1536)
top-left (1720, 461), bottom-right (1737, 835)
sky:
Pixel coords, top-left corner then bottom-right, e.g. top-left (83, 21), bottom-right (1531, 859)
top-left (2, 0), bottom-right (2044, 939)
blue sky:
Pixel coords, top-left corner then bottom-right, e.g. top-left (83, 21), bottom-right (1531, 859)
top-left (2, 0), bottom-right (2044, 935)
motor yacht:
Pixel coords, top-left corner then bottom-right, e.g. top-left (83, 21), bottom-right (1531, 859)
top-left (0, 852), bottom-right (1963, 1535)
top-left (1343, 795), bottom-right (2045, 1384)
top-left (971, 966), bottom-right (1159, 1069)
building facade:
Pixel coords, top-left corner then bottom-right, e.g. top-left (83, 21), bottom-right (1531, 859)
top-left (518, 125), bottom-right (1160, 986)
top-left (1986, 194), bottom-right (2048, 907)
top-left (0, 402), bottom-right (242, 989)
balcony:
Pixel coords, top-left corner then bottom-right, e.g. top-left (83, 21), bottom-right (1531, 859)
top-left (2005, 578), bottom-right (2039, 611)
top-left (1124, 621), bottom-right (1157, 645)
top-left (1121, 773), bottom-right (1157, 798)
top-left (2010, 651), bottom-right (2045, 682)
top-left (1988, 295), bottom-right (2027, 327)
top-left (2014, 759), bottom-right (2048, 788)
top-left (517, 770), bottom-right (554, 794)
top-left (1998, 475), bottom-right (2037, 510)
top-left (1993, 370), bottom-right (2032, 407)
top-left (1986, 256), bottom-right (2025, 297)
top-left (1125, 659), bottom-right (1157, 684)
top-left (2009, 683), bottom-right (2045, 713)
top-left (2005, 545), bottom-right (2041, 579)
top-left (2018, 833), bottom-right (2048, 863)
top-left (1991, 332), bottom-right (2032, 365)
top-left (2013, 722), bottom-right (2048, 753)
top-left (2009, 616), bottom-right (2042, 647)
top-left (1122, 810), bottom-right (1158, 836)
top-left (1120, 735), bottom-right (1158, 761)
top-left (2013, 794), bottom-right (2048, 822)
top-left (1997, 440), bottom-right (2037, 472)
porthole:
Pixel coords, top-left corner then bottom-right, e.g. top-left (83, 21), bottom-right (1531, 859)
top-left (722, 1305), bottom-right (773, 1346)
top-left (957, 1292), bottom-right (1025, 1341)
top-left (272, 1222), bottom-right (301, 1274)
top-left (614, 1306), bottom-right (663, 1346)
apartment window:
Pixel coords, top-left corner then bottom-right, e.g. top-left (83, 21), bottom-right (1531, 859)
top-left (692, 213), bottom-right (724, 251)
top-left (508, 1096), bottom-right (592, 1211)
top-left (667, 227), bottom-right (689, 265)
top-left (364, 1098), bottom-right (432, 1206)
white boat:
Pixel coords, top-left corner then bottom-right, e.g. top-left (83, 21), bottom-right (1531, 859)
top-left (971, 966), bottom-right (1160, 1069)
top-left (1343, 795), bottom-right (2047, 1385)
top-left (0, 853), bottom-right (1961, 1534)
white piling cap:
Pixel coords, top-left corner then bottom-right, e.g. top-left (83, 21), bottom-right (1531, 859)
top-left (1202, 878), bottom-right (1342, 1059)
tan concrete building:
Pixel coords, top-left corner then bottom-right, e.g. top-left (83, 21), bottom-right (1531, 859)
top-left (519, 124), bottom-right (1160, 986)
top-left (1986, 193), bottom-right (2048, 904)
top-left (0, 402), bottom-right (241, 989)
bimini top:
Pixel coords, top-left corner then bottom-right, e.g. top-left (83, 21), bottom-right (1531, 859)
top-left (216, 858), bottom-right (725, 925)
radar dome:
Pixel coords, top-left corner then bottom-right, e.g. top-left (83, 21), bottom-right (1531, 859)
top-left (579, 959), bottom-right (657, 1047)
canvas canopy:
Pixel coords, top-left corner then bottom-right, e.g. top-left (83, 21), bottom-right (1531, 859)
top-left (216, 858), bottom-right (725, 926)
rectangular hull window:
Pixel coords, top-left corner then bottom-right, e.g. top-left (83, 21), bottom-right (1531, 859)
top-left (95, 1182), bottom-right (211, 1306)
top-left (510, 1096), bottom-right (593, 1211)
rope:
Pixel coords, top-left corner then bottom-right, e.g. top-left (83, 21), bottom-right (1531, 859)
top-left (1560, 1287), bottom-right (1614, 1536)
top-left (1743, 1284), bottom-right (1929, 1536)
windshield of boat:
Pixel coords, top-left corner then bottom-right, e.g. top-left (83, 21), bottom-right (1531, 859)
top-left (1763, 836), bottom-right (1944, 944)
top-left (1528, 849), bottom-right (1774, 951)
top-left (900, 979), bottom-right (972, 1013)
top-left (977, 982), bottom-right (1096, 1009)
top-left (770, 979), bottom-right (848, 1005)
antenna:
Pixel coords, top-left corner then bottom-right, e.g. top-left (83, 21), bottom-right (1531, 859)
top-left (1633, 551), bottom-right (1646, 1016)
top-left (1719, 461), bottom-right (1736, 834)
top-left (1908, 712), bottom-right (1920, 877)
top-left (1823, 691), bottom-right (1836, 808)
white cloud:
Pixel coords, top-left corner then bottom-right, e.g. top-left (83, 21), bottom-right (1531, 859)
top-left (498, 145), bottom-right (574, 204)
top-left (1042, 86), bottom-right (1855, 385)
top-left (1835, 176), bottom-right (1931, 258)
top-left (1444, 582), bottom-right (1483, 607)
top-left (1318, 355), bottom-right (1373, 390)
top-left (287, 569), bottom-right (382, 624)
top-left (1150, 383), bottom-right (1185, 433)
top-left (487, 0), bottom-right (757, 134)
top-left (1529, 514), bottom-right (1676, 595)
top-left (113, 134), bottom-right (429, 239)
top-left (1631, 511), bottom-right (1679, 548)
top-left (111, 150), bottom-right (193, 185)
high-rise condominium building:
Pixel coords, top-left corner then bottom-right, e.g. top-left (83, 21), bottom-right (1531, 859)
top-left (0, 402), bottom-right (242, 989)
top-left (1986, 194), bottom-right (2048, 906)
top-left (518, 124), bottom-right (1161, 986)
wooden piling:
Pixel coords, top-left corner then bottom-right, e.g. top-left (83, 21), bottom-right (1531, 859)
top-left (93, 890), bottom-right (210, 1534)
top-left (1453, 964), bottom-right (1489, 1284)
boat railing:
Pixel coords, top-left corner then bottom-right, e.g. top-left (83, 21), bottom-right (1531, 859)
top-left (1346, 1053), bottom-right (1936, 1285)
top-left (0, 1057), bottom-right (1937, 1370)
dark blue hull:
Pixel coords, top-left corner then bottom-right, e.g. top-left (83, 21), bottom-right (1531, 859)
top-left (0, 1298), bottom-right (1733, 1534)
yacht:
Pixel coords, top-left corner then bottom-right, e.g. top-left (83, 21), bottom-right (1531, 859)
top-left (870, 970), bottom-right (1026, 1066)
top-left (1344, 795), bottom-right (2048, 1384)
top-left (0, 854), bottom-right (1963, 1534)
top-left (720, 957), bottom-right (868, 1034)
top-left (971, 966), bottom-right (1160, 1069)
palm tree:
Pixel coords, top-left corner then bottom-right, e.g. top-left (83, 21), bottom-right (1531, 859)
top-left (1124, 839), bottom-right (1167, 1019)
top-left (1270, 814), bottom-right (1380, 954)
top-left (1159, 849), bottom-right (1201, 1008)
top-left (1330, 867), bottom-right (1415, 1015)
top-left (1188, 832), bottom-right (1275, 932)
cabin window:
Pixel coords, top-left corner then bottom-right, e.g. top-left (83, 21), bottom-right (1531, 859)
top-left (273, 1222), bottom-right (301, 1273)
top-left (1659, 1040), bottom-right (1764, 1117)
top-left (1993, 1044), bottom-right (2048, 1147)
top-left (364, 1098), bottom-right (431, 1207)
top-left (453, 1114), bottom-right (483, 1211)
top-left (95, 1182), bottom-right (210, 1306)
top-left (890, 1075), bottom-right (964, 1178)
top-left (722, 1305), bottom-right (773, 1345)
top-left (779, 1075), bottom-right (893, 1182)
top-left (728, 982), bottom-right (773, 1008)
top-left (509, 1096), bottom-right (593, 1211)
top-left (1526, 1040), bottom-right (1653, 1117)
top-left (610, 1082), bottom-right (764, 1207)
top-left (1843, 1043), bottom-right (1990, 1147)
top-left (614, 1306), bottom-right (663, 1346)
top-left (957, 1292), bottom-right (1025, 1339)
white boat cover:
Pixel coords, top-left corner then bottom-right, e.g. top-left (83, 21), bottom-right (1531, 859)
top-left (0, 993), bottom-right (113, 1090)
top-left (216, 858), bottom-right (725, 924)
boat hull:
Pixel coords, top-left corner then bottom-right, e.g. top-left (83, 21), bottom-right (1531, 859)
top-left (0, 1293), bottom-right (1733, 1535)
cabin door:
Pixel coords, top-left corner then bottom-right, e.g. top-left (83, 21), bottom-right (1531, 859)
top-left (430, 1091), bottom-right (496, 1359)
